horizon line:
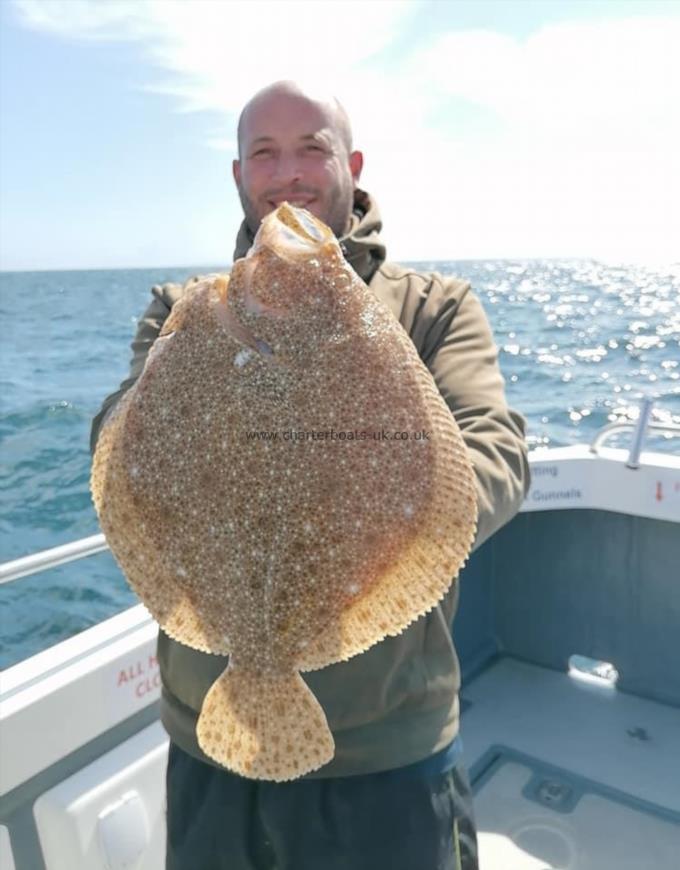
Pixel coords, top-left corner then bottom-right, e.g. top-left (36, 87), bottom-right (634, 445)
top-left (3, 255), bottom-right (679, 275)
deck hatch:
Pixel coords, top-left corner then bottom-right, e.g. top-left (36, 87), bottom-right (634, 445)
top-left (469, 746), bottom-right (680, 869)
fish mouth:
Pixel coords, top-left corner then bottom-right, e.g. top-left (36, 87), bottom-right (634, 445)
top-left (226, 204), bottom-right (340, 327)
top-left (251, 202), bottom-right (335, 262)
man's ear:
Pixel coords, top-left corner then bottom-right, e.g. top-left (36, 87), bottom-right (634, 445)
top-left (349, 150), bottom-right (364, 185)
top-left (232, 159), bottom-right (242, 186)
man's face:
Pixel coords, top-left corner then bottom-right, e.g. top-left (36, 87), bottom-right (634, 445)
top-left (233, 93), bottom-right (363, 238)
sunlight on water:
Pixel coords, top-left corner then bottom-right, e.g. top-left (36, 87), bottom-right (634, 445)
top-left (423, 259), bottom-right (680, 452)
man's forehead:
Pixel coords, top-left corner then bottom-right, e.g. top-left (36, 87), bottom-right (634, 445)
top-left (241, 94), bottom-right (333, 139)
top-left (238, 86), bottom-right (352, 154)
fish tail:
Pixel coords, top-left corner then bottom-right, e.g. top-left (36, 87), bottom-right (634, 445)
top-left (196, 664), bottom-right (334, 781)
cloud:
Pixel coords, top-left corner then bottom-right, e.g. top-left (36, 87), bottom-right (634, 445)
top-left (12, 0), bottom-right (417, 112)
top-left (12, 0), bottom-right (154, 41)
top-left (12, 0), bottom-right (680, 261)
top-left (399, 15), bottom-right (680, 260)
top-left (415, 18), bottom-right (680, 148)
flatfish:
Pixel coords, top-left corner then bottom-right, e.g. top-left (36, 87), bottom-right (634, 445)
top-left (90, 203), bottom-right (478, 781)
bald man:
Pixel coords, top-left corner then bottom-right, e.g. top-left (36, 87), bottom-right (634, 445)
top-left (91, 81), bottom-right (530, 870)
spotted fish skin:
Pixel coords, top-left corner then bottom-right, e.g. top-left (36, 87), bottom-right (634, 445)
top-left (91, 203), bottom-right (477, 781)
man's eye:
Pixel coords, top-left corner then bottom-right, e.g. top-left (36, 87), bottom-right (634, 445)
top-left (251, 148), bottom-right (273, 158)
top-left (304, 144), bottom-right (324, 153)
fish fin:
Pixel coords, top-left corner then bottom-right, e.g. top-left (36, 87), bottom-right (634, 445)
top-left (294, 551), bottom-right (461, 670)
top-left (297, 510), bottom-right (476, 670)
top-left (196, 665), bottom-right (334, 781)
top-left (159, 290), bottom-right (193, 336)
top-left (213, 273), bottom-right (229, 303)
top-left (158, 273), bottom-right (224, 336)
top-left (159, 595), bottom-right (230, 655)
top-left (103, 555), bottom-right (230, 655)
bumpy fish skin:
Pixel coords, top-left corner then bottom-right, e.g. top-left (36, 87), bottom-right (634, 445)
top-left (91, 204), bottom-right (477, 781)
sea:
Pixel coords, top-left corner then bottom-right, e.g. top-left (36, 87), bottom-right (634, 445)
top-left (1, 260), bottom-right (679, 669)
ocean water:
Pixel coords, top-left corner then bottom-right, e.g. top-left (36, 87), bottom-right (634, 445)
top-left (1, 260), bottom-right (678, 668)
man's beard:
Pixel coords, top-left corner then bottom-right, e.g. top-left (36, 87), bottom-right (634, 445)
top-left (235, 181), bottom-right (353, 240)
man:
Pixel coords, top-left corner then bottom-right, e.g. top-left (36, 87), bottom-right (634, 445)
top-left (91, 80), bottom-right (530, 870)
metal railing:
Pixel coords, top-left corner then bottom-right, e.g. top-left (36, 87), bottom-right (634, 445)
top-left (589, 396), bottom-right (680, 469)
top-left (0, 534), bottom-right (109, 586)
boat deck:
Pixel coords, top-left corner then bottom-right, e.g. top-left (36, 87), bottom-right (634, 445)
top-left (462, 656), bottom-right (680, 869)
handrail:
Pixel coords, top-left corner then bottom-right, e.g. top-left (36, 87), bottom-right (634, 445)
top-left (0, 533), bottom-right (109, 586)
top-left (590, 420), bottom-right (680, 458)
top-left (625, 396), bottom-right (655, 469)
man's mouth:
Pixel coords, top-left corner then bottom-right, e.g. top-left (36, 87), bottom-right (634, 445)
top-left (267, 196), bottom-right (316, 210)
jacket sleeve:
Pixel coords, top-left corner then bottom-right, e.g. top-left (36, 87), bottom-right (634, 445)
top-left (427, 280), bottom-right (530, 550)
top-left (89, 282), bottom-right (187, 455)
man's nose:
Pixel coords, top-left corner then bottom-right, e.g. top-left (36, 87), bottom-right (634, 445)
top-left (272, 153), bottom-right (303, 186)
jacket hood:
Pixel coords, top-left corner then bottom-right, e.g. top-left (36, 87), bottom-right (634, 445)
top-left (232, 188), bottom-right (387, 285)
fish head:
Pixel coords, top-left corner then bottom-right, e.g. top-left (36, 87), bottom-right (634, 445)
top-left (226, 203), bottom-right (359, 348)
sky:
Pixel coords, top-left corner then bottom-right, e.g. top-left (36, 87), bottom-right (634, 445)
top-left (1, 0), bottom-right (679, 271)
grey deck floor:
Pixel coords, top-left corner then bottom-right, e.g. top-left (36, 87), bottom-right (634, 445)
top-left (460, 657), bottom-right (680, 869)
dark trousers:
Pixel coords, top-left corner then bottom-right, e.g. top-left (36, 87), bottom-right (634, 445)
top-left (166, 741), bottom-right (479, 870)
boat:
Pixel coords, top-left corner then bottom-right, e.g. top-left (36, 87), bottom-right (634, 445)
top-left (1, 402), bottom-right (679, 869)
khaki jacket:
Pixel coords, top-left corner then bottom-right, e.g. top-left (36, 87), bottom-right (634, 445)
top-left (91, 190), bottom-right (529, 777)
